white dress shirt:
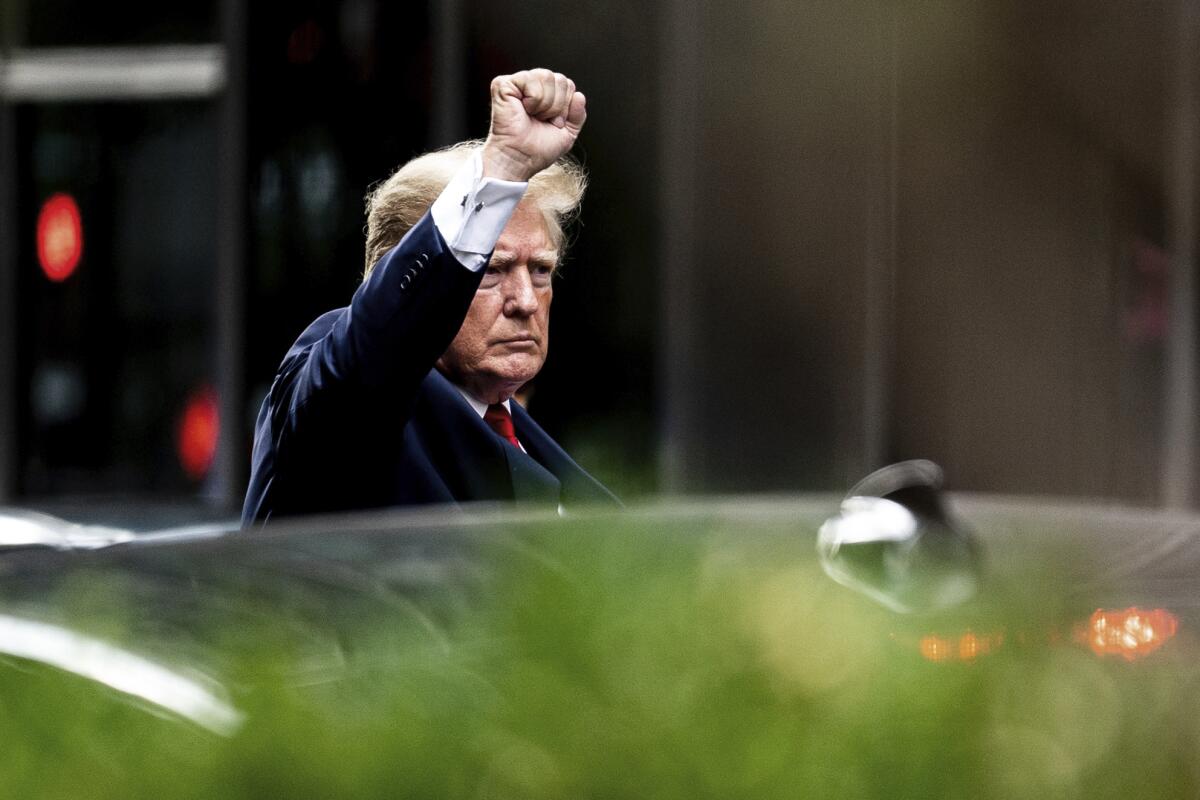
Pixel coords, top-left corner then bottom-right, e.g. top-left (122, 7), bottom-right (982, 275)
top-left (429, 151), bottom-right (528, 272)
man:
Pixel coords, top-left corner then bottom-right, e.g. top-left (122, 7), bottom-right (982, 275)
top-left (242, 69), bottom-right (618, 525)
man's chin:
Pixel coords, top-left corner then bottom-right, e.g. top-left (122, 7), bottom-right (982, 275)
top-left (481, 355), bottom-right (544, 390)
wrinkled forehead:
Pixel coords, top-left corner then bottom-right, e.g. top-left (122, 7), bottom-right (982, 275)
top-left (492, 202), bottom-right (560, 266)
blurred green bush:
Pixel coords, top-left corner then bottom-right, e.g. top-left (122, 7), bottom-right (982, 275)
top-left (0, 512), bottom-right (1195, 799)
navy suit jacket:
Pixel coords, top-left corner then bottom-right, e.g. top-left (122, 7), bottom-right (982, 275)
top-left (242, 212), bottom-right (618, 525)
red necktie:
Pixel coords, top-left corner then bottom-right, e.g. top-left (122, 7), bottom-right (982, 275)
top-left (484, 404), bottom-right (522, 450)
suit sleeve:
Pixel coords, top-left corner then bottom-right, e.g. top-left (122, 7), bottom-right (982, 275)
top-left (286, 210), bottom-right (483, 424)
top-left (244, 213), bottom-right (484, 522)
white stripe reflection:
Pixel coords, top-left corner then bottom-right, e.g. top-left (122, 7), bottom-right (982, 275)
top-left (0, 614), bottom-right (243, 736)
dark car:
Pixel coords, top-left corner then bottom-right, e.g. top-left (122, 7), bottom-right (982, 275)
top-left (0, 483), bottom-right (1198, 799)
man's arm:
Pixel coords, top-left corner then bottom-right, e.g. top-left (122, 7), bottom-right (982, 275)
top-left (427, 69), bottom-right (588, 271)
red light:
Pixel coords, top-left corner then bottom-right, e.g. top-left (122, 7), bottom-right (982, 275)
top-left (36, 193), bottom-right (83, 282)
top-left (177, 387), bottom-right (219, 480)
top-left (1077, 608), bottom-right (1178, 661)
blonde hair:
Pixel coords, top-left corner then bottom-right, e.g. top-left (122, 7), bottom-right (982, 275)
top-left (362, 139), bottom-right (587, 277)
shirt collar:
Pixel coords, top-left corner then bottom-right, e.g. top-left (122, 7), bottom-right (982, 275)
top-left (452, 384), bottom-right (511, 418)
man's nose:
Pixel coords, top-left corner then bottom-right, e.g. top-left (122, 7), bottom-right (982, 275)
top-left (502, 269), bottom-right (539, 317)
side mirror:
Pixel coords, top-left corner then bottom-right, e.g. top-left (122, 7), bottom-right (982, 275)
top-left (817, 460), bottom-right (981, 613)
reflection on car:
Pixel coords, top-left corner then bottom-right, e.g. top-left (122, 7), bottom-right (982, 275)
top-left (1, 487), bottom-right (1198, 798)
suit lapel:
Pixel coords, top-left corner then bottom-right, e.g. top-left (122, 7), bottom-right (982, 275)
top-left (418, 371), bottom-right (562, 506)
top-left (416, 372), bottom-right (513, 502)
top-left (511, 401), bottom-right (622, 507)
top-left (501, 442), bottom-right (562, 506)
top-left (417, 370), bottom-right (618, 508)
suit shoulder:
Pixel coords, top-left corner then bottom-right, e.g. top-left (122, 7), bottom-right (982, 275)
top-left (288, 309), bottom-right (347, 355)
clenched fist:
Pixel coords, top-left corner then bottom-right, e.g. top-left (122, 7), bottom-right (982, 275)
top-left (481, 69), bottom-right (587, 183)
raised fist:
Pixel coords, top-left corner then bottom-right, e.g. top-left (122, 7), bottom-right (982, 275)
top-left (481, 69), bottom-right (587, 183)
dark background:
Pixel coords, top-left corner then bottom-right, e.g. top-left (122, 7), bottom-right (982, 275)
top-left (1, 0), bottom-right (1198, 519)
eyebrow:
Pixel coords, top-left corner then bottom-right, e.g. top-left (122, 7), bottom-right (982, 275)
top-left (489, 251), bottom-right (561, 270)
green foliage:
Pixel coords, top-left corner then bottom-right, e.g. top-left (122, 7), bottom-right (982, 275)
top-left (0, 514), bottom-right (1196, 798)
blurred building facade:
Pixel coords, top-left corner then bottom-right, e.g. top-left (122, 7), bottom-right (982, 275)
top-left (0, 0), bottom-right (1197, 516)
top-left (661, 0), bottom-right (1200, 506)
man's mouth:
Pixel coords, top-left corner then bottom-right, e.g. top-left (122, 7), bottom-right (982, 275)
top-left (495, 336), bottom-right (538, 346)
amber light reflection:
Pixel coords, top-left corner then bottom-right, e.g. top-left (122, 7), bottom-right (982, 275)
top-left (918, 631), bottom-right (1004, 663)
top-left (1077, 608), bottom-right (1178, 661)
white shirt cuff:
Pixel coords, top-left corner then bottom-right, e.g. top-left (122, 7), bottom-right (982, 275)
top-left (430, 151), bottom-right (527, 271)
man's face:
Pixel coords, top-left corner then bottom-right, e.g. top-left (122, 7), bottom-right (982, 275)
top-left (437, 202), bottom-right (556, 404)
